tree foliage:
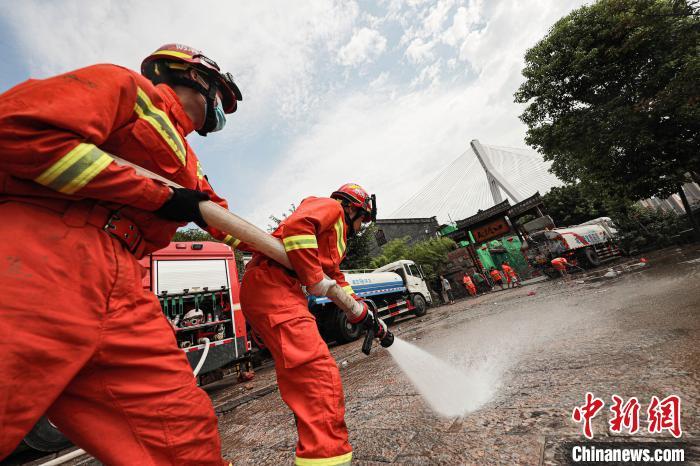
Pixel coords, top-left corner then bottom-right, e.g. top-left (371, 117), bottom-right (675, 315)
top-left (370, 236), bottom-right (456, 284)
top-left (515, 0), bottom-right (700, 203)
top-left (341, 224), bottom-right (377, 270)
top-left (614, 204), bottom-right (691, 251)
top-left (542, 183), bottom-right (608, 226)
top-left (267, 203), bottom-right (297, 232)
top-left (171, 228), bottom-right (214, 242)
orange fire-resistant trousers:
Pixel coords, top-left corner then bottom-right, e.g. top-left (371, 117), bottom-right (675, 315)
top-left (240, 261), bottom-right (352, 466)
top-left (0, 201), bottom-right (227, 465)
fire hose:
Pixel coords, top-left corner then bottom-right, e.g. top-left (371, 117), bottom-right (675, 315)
top-left (111, 155), bottom-right (393, 348)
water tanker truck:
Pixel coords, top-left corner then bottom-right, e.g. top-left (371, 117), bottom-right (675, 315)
top-left (310, 259), bottom-right (432, 342)
top-left (525, 217), bottom-right (622, 275)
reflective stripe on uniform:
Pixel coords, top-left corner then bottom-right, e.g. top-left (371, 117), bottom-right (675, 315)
top-left (35, 143), bottom-right (113, 194)
top-left (295, 452), bottom-right (352, 466)
top-left (223, 235), bottom-right (241, 249)
top-left (333, 217), bottom-right (346, 258)
top-left (342, 285), bottom-right (354, 295)
top-left (196, 161), bottom-right (204, 180)
top-left (134, 87), bottom-right (187, 165)
top-left (283, 235), bottom-right (318, 251)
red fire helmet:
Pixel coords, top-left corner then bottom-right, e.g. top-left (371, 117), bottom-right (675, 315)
top-left (331, 183), bottom-right (377, 223)
top-left (141, 43), bottom-right (242, 113)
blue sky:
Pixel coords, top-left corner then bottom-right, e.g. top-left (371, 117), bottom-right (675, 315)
top-left (0, 0), bottom-right (587, 227)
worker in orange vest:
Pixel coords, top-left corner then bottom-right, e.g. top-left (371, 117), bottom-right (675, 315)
top-left (551, 256), bottom-right (571, 282)
top-left (501, 262), bottom-right (520, 288)
top-left (462, 272), bottom-right (477, 296)
top-left (489, 267), bottom-right (505, 290)
top-left (239, 183), bottom-right (386, 466)
top-left (0, 44), bottom-right (242, 464)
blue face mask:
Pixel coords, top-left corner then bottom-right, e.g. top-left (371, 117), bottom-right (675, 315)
top-left (210, 99), bottom-right (226, 132)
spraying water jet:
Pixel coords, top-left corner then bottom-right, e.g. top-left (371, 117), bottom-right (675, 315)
top-left (385, 337), bottom-right (497, 417)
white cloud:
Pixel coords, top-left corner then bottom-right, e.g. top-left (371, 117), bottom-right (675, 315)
top-left (405, 38), bottom-right (435, 64)
top-left (441, 1), bottom-right (483, 46)
top-left (412, 61), bottom-right (442, 87)
top-left (1, 0), bottom-right (360, 127)
top-left (337, 28), bottom-right (387, 66)
top-left (424, 0), bottom-right (456, 37)
top-left (248, 69), bottom-right (529, 225)
top-left (369, 71), bottom-right (390, 89)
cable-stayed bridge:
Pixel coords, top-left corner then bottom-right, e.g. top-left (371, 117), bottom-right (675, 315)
top-left (389, 140), bottom-right (564, 224)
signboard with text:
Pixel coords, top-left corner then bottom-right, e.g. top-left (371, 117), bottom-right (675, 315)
top-left (472, 218), bottom-right (510, 243)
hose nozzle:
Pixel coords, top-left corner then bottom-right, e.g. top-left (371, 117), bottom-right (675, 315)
top-left (380, 330), bottom-right (394, 348)
top-left (361, 325), bottom-right (394, 355)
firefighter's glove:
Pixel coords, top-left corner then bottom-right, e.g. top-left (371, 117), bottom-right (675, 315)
top-left (308, 277), bottom-right (337, 297)
top-left (155, 188), bottom-right (210, 227)
top-left (347, 300), bottom-right (369, 324)
top-left (359, 307), bottom-right (388, 340)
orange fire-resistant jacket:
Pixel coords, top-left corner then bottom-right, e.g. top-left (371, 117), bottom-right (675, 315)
top-left (551, 257), bottom-right (569, 269)
top-left (0, 64), bottom-right (233, 255)
top-left (501, 264), bottom-right (516, 278)
top-left (269, 196), bottom-right (358, 298)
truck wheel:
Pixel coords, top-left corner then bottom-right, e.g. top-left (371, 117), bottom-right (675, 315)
top-left (23, 417), bottom-right (71, 452)
top-left (582, 247), bottom-right (601, 267)
top-left (412, 294), bottom-right (428, 317)
top-left (335, 309), bottom-right (362, 343)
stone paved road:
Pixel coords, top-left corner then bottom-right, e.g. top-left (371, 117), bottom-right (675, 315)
top-left (216, 246), bottom-right (699, 465)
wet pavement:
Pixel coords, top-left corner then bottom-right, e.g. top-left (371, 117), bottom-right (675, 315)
top-left (12, 246), bottom-right (700, 465)
top-left (214, 246), bottom-right (700, 465)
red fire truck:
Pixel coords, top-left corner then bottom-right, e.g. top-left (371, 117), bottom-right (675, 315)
top-left (139, 241), bottom-right (251, 378)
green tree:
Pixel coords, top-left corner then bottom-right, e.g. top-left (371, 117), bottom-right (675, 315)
top-left (267, 203), bottom-right (297, 232)
top-left (171, 228), bottom-right (213, 242)
top-left (515, 0), bottom-right (700, 235)
top-left (614, 204), bottom-right (691, 251)
top-left (371, 236), bottom-right (456, 285)
top-left (370, 237), bottom-right (412, 269)
top-left (341, 224), bottom-right (377, 270)
top-left (542, 183), bottom-right (608, 226)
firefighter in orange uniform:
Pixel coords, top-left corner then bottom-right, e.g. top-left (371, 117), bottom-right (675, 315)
top-left (240, 184), bottom-right (383, 466)
top-left (551, 256), bottom-right (571, 282)
top-left (501, 262), bottom-right (520, 288)
top-left (489, 267), bottom-right (505, 290)
top-left (0, 44), bottom-right (243, 464)
top-left (462, 273), bottom-right (477, 296)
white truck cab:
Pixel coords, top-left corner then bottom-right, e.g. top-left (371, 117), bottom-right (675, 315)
top-left (373, 259), bottom-right (433, 305)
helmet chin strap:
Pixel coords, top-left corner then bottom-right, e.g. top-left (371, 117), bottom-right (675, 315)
top-left (343, 206), bottom-right (364, 239)
top-left (344, 210), bottom-right (356, 239)
top-left (196, 74), bottom-right (221, 136)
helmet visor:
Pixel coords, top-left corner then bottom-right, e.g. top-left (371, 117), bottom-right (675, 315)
top-left (361, 194), bottom-right (377, 224)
